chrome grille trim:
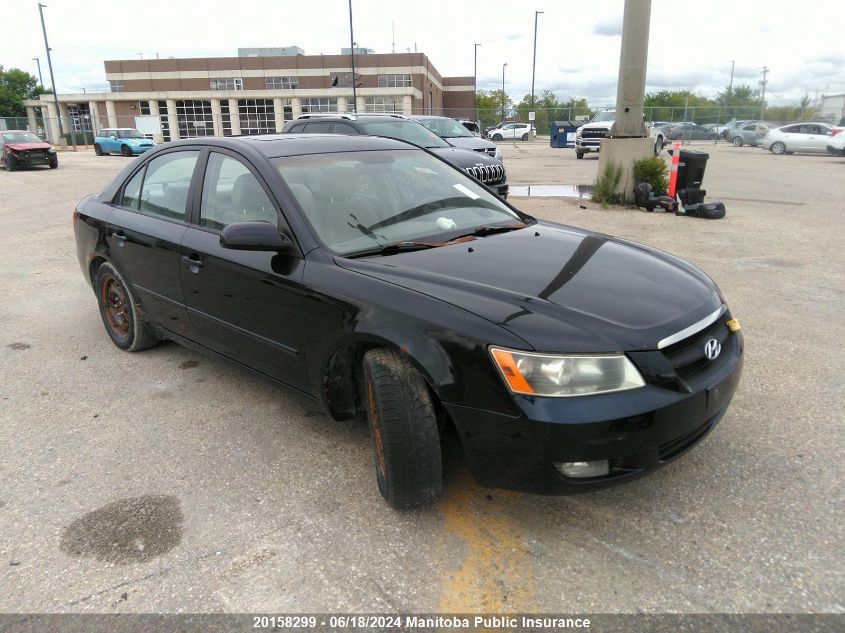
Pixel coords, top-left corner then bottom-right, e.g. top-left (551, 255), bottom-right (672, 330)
top-left (464, 164), bottom-right (504, 183)
top-left (657, 305), bottom-right (727, 349)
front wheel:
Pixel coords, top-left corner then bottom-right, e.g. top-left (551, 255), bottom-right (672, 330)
top-left (492, 134), bottom-right (503, 141)
top-left (48, 157), bottom-right (58, 169)
top-left (770, 142), bottom-right (786, 155)
top-left (4, 152), bottom-right (16, 171)
top-left (95, 263), bottom-right (160, 352)
top-left (732, 136), bottom-right (743, 147)
top-left (521, 133), bottom-right (528, 141)
top-left (576, 150), bottom-right (584, 159)
top-left (120, 144), bottom-right (133, 157)
top-left (94, 143), bottom-right (104, 156)
top-left (654, 138), bottom-right (664, 156)
top-left (362, 348), bottom-right (443, 509)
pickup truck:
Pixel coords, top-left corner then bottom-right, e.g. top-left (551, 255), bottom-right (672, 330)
top-left (575, 110), bottom-right (665, 159)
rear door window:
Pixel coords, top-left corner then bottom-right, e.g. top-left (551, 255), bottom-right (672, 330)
top-left (121, 168), bottom-right (144, 209)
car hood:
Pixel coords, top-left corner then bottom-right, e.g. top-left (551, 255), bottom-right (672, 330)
top-left (429, 147), bottom-right (502, 168)
top-left (5, 141), bottom-right (53, 151)
top-left (336, 221), bottom-right (722, 352)
top-left (444, 137), bottom-right (497, 152)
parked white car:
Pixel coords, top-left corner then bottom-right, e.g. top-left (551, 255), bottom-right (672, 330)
top-left (487, 123), bottom-right (535, 142)
top-left (761, 122), bottom-right (834, 155)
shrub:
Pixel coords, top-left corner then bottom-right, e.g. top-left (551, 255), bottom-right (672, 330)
top-left (592, 161), bottom-right (623, 206)
top-left (633, 156), bottom-right (668, 195)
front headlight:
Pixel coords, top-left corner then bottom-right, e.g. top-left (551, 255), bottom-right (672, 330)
top-left (490, 347), bottom-right (645, 397)
top-left (494, 147), bottom-right (503, 160)
top-left (47, 148), bottom-right (56, 153)
top-left (128, 139), bottom-right (140, 146)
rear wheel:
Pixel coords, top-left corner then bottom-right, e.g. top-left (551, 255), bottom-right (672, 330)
top-left (120, 144), bottom-right (132, 157)
top-left (362, 348), bottom-right (443, 509)
top-left (94, 143), bottom-right (104, 156)
top-left (770, 142), bottom-right (786, 155)
top-left (95, 263), bottom-right (160, 352)
top-left (732, 136), bottom-right (743, 147)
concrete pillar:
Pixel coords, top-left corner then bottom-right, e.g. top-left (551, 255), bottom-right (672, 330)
top-left (105, 100), bottom-right (118, 128)
top-left (43, 101), bottom-right (62, 146)
top-left (356, 96), bottom-right (366, 113)
top-left (337, 96), bottom-right (347, 113)
top-left (228, 98), bottom-right (241, 135)
top-left (402, 95), bottom-right (412, 115)
top-left (291, 97), bottom-right (302, 119)
top-left (25, 106), bottom-right (38, 134)
top-left (147, 101), bottom-right (163, 143)
top-left (87, 101), bottom-right (100, 135)
top-left (166, 100), bottom-right (179, 140)
top-left (611, 0), bottom-right (651, 138)
top-left (273, 97), bottom-right (285, 132)
top-left (211, 98), bottom-right (223, 136)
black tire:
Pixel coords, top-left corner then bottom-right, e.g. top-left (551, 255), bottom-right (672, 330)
top-left (120, 144), bottom-right (133, 157)
top-left (492, 134), bottom-right (503, 141)
top-left (732, 136), bottom-right (743, 147)
top-left (576, 150), bottom-right (584, 159)
top-left (521, 133), bottom-right (528, 141)
top-left (94, 262), bottom-right (160, 352)
top-left (48, 156), bottom-right (58, 169)
top-left (94, 143), bottom-right (104, 156)
top-left (654, 138), bottom-right (664, 156)
top-left (362, 348), bottom-right (443, 509)
top-left (4, 152), bottom-right (16, 171)
top-left (770, 142), bottom-right (786, 155)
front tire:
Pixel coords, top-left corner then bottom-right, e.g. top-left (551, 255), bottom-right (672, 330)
top-left (521, 133), bottom-right (528, 141)
top-left (4, 152), bottom-right (16, 171)
top-left (492, 134), bottom-right (503, 141)
top-left (94, 143), bottom-right (104, 156)
top-left (48, 157), bottom-right (58, 169)
top-left (576, 150), bottom-right (585, 159)
top-left (95, 263), bottom-right (160, 352)
top-left (770, 142), bottom-right (786, 155)
top-left (654, 138), bottom-right (664, 156)
top-left (120, 144), bottom-right (133, 157)
top-left (732, 136), bottom-right (743, 147)
top-left (362, 348), bottom-right (443, 509)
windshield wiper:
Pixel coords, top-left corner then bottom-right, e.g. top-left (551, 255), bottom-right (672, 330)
top-left (345, 241), bottom-right (441, 258)
top-left (453, 222), bottom-right (527, 238)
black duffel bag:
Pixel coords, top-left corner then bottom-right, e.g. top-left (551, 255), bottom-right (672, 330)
top-left (678, 201), bottom-right (726, 219)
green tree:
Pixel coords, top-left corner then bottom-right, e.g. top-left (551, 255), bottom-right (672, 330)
top-left (515, 90), bottom-right (560, 135)
top-left (475, 89), bottom-right (512, 129)
top-left (644, 90), bottom-right (717, 123)
top-left (0, 67), bottom-right (44, 117)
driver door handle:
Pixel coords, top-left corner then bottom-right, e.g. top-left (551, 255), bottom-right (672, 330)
top-left (181, 254), bottom-right (204, 271)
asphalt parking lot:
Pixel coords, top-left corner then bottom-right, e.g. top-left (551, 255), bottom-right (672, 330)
top-left (0, 140), bottom-right (842, 614)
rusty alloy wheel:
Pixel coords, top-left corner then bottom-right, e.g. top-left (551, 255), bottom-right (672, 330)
top-left (100, 272), bottom-right (131, 344)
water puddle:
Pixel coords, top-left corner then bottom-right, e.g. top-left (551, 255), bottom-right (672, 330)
top-left (509, 184), bottom-right (593, 199)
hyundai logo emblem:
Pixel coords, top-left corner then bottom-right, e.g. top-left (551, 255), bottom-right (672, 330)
top-left (704, 338), bottom-right (722, 360)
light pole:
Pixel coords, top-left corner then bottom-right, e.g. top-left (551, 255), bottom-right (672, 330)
top-left (501, 62), bottom-right (508, 122)
top-left (347, 0), bottom-right (357, 113)
top-left (728, 60), bottom-right (735, 96)
top-left (474, 43), bottom-right (481, 124)
top-left (32, 57), bottom-right (44, 87)
top-left (38, 3), bottom-right (63, 140)
top-left (530, 10), bottom-right (544, 110)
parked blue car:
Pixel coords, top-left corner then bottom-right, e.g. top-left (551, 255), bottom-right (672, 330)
top-left (94, 128), bottom-right (156, 157)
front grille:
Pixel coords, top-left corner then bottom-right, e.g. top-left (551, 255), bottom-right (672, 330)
top-left (580, 128), bottom-right (609, 140)
top-left (464, 164), bottom-right (505, 184)
top-left (658, 417), bottom-right (716, 461)
top-left (662, 317), bottom-right (731, 382)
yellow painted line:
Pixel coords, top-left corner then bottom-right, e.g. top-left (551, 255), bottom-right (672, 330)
top-left (438, 470), bottom-right (535, 613)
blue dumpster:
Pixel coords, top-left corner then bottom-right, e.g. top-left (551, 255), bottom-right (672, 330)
top-left (550, 121), bottom-right (578, 148)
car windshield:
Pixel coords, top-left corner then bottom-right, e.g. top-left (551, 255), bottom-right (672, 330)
top-left (591, 111), bottom-right (615, 123)
top-left (356, 121), bottom-right (449, 148)
top-left (418, 118), bottom-right (474, 138)
top-left (2, 131), bottom-right (43, 144)
top-left (275, 149), bottom-right (522, 255)
top-left (117, 129), bottom-right (145, 139)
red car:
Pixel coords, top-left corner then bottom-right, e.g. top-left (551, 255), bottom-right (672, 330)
top-left (1, 130), bottom-right (58, 171)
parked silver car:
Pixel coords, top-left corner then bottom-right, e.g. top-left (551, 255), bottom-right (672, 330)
top-left (761, 122), bottom-right (834, 155)
top-left (727, 121), bottom-right (779, 147)
top-left (410, 115), bottom-right (502, 159)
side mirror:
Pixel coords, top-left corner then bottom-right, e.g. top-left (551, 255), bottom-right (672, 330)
top-left (220, 221), bottom-right (292, 252)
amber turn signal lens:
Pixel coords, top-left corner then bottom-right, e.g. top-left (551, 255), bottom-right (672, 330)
top-left (726, 318), bottom-right (741, 332)
top-left (490, 348), bottom-right (535, 395)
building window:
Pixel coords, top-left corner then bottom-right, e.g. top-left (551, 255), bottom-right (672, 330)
top-left (175, 100), bottom-right (214, 138)
top-left (239, 99), bottom-right (275, 135)
top-left (67, 103), bottom-right (92, 135)
top-left (378, 74), bottom-right (412, 88)
top-left (209, 77), bottom-right (243, 91)
top-left (265, 76), bottom-right (298, 90)
top-left (330, 72), bottom-right (359, 88)
top-left (221, 101), bottom-right (232, 136)
top-left (364, 97), bottom-right (401, 113)
top-left (158, 100), bottom-right (170, 142)
top-left (301, 98), bottom-right (337, 113)
top-left (139, 101), bottom-right (150, 115)
top-left (108, 80), bottom-right (124, 92)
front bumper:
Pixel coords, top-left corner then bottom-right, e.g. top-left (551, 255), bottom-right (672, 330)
top-left (131, 145), bottom-right (155, 154)
top-left (575, 139), bottom-right (601, 153)
top-left (10, 150), bottom-right (56, 166)
top-left (446, 331), bottom-right (743, 494)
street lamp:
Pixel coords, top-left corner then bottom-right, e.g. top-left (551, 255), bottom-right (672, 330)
top-left (530, 10), bottom-right (544, 110)
top-left (38, 3), bottom-right (63, 140)
top-left (501, 62), bottom-right (508, 122)
top-left (347, 0), bottom-right (357, 113)
top-left (474, 43), bottom-right (481, 124)
top-left (32, 57), bottom-right (44, 87)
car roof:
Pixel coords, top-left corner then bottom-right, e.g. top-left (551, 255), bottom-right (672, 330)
top-left (160, 133), bottom-right (417, 158)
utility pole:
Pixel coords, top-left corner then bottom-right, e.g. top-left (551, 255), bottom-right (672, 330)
top-left (760, 66), bottom-right (769, 120)
top-left (501, 62), bottom-right (508, 122)
top-left (38, 3), bottom-right (63, 140)
top-left (347, 0), bottom-right (357, 113)
top-left (473, 43), bottom-right (481, 124)
top-left (728, 60), bottom-right (735, 95)
top-left (32, 57), bottom-right (44, 87)
top-left (530, 10), bottom-right (544, 110)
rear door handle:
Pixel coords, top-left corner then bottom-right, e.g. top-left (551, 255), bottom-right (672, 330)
top-left (181, 254), bottom-right (204, 272)
top-left (112, 231), bottom-right (127, 246)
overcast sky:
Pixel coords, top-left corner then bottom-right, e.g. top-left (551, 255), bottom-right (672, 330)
top-left (3, 0), bottom-right (843, 105)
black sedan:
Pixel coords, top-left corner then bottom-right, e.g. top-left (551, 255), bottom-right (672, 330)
top-left (74, 134), bottom-right (743, 508)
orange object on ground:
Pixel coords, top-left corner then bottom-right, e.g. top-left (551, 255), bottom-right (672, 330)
top-left (668, 142), bottom-right (681, 198)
